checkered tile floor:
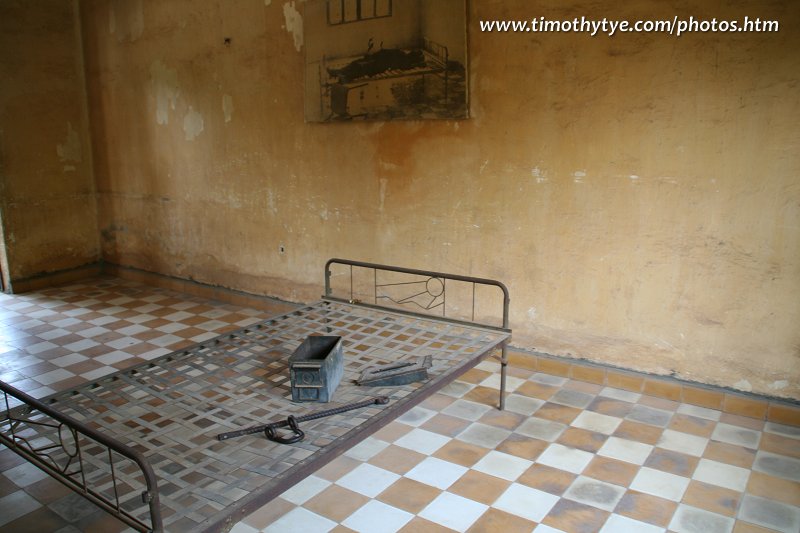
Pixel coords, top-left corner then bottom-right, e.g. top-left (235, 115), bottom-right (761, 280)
top-left (1, 278), bottom-right (799, 532)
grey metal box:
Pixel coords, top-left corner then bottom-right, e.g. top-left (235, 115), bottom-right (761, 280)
top-left (289, 336), bottom-right (344, 402)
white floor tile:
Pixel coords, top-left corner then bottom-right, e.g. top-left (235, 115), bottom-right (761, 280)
top-left (345, 437), bottom-right (390, 462)
top-left (95, 350), bottom-right (132, 365)
top-left (419, 492), bottom-right (488, 532)
top-left (228, 521), bottom-right (258, 533)
top-left (493, 483), bottom-right (559, 522)
top-left (51, 353), bottom-right (89, 367)
top-left (344, 500), bottom-right (414, 533)
top-left (336, 463), bottom-right (400, 497)
top-left (394, 428), bottom-right (451, 455)
top-left (405, 457), bottom-right (468, 489)
top-left (82, 366), bottom-right (118, 381)
top-left (480, 373), bottom-right (526, 393)
top-left (597, 436), bottom-right (654, 465)
top-left (571, 411), bottom-right (623, 435)
top-left (536, 443), bottom-right (594, 474)
top-left (630, 467), bottom-right (690, 502)
top-left (151, 333), bottom-right (183, 347)
top-left (163, 311), bottom-right (193, 322)
top-left (279, 475), bottom-right (331, 505)
top-left (156, 322), bottom-right (190, 334)
top-left (77, 326), bottom-right (111, 338)
top-left (37, 328), bottom-right (71, 341)
top-left (106, 337), bottom-right (139, 350)
top-left (190, 332), bottom-right (220, 343)
top-left (472, 450), bottom-right (533, 481)
top-left (35, 368), bottom-right (75, 385)
top-left (140, 347), bottom-right (172, 360)
top-left (26, 341), bottom-right (58, 354)
top-left (657, 429), bottom-right (708, 457)
top-left (601, 513), bottom-right (665, 533)
top-left (534, 525), bottom-right (569, 533)
top-left (263, 507), bottom-right (336, 533)
top-left (692, 459), bottom-right (750, 491)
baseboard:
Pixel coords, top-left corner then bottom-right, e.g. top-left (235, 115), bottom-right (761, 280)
top-left (102, 263), bottom-right (297, 314)
top-left (7, 262), bottom-right (104, 293)
top-left (506, 348), bottom-right (800, 428)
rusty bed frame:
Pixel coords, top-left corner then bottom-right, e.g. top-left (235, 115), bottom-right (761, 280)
top-left (0, 259), bottom-right (510, 532)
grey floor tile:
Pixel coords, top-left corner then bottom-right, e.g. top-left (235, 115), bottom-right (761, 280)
top-left (738, 494), bottom-right (800, 533)
top-left (626, 404), bottom-right (673, 427)
top-left (0, 490), bottom-right (42, 527)
top-left (669, 504), bottom-right (734, 533)
top-left (753, 451), bottom-right (800, 482)
top-left (550, 388), bottom-right (595, 409)
top-left (515, 417), bottom-right (567, 442)
top-left (456, 422), bottom-right (512, 449)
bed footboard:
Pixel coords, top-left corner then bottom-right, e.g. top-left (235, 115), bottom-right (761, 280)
top-left (0, 381), bottom-right (163, 532)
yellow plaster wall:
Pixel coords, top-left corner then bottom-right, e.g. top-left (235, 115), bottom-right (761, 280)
top-left (74, 0), bottom-right (800, 399)
top-left (0, 0), bottom-right (100, 285)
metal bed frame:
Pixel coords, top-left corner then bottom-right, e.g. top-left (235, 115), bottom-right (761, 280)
top-left (0, 259), bottom-right (510, 532)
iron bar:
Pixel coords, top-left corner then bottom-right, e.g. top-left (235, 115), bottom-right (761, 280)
top-left (217, 396), bottom-right (390, 441)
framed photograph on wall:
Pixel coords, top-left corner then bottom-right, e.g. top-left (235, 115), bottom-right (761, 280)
top-left (304, 0), bottom-right (468, 122)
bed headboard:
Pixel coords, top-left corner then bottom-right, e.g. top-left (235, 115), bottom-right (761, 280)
top-left (324, 258), bottom-right (509, 332)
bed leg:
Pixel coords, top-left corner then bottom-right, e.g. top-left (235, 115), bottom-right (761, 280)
top-left (499, 343), bottom-right (508, 411)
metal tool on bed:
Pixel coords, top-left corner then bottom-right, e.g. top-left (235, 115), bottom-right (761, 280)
top-left (0, 259), bottom-right (510, 532)
top-left (357, 355), bottom-right (433, 386)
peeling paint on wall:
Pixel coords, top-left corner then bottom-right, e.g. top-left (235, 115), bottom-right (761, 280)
top-left (282, 2), bottom-right (303, 52)
top-left (769, 380), bottom-right (789, 391)
top-left (222, 94), bottom-right (234, 123)
top-left (150, 60), bottom-right (179, 125)
top-left (266, 190), bottom-right (278, 215)
top-left (56, 122), bottom-right (82, 171)
top-left (532, 166), bottom-right (548, 184)
top-left (183, 107), bottom-right (204, 140)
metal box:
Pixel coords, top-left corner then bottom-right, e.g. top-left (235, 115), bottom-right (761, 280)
top-left (289, 336), bottom-right (344, 402)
